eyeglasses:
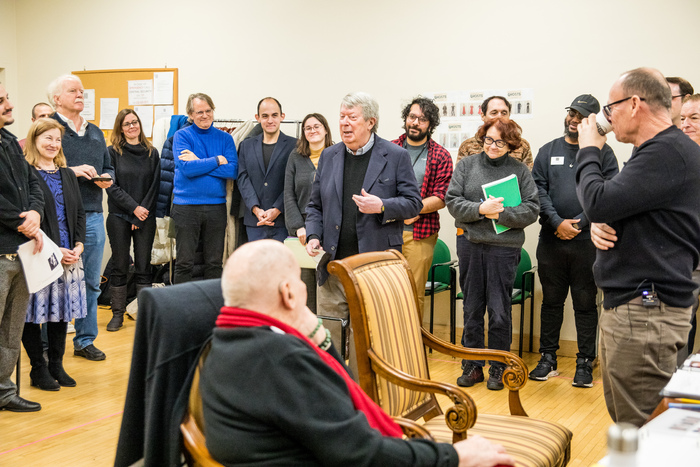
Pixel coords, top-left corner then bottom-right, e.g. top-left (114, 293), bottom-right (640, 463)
top-left (122, 121), bottom-right (140, 128)
top-left (483, 136), bottom-right (506, 148)
top-left (603, 96), bottom-right (646, 121)
top-left (672, 94), bottom-right (684, 100)
top-left (194, 109), bottom-right (213, 117)
top-left (407, 114), bottom-right (429, 124)
top-left (304, 124), bottom-right (323, 133)
top-left (567, 109), bottom-right (585, 120)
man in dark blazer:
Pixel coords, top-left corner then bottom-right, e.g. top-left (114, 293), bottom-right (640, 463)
top-left (237, 97), bottom-right (296, 242)
top-left (305, 92), bottom-right (422, 373)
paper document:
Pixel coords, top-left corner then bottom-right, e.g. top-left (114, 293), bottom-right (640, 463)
top-left (128, 79), bottom-right (153, 105)
top-left (284, 237), bottom-right (322, 269)
top-left (17, 231), bottom-right (64, 294)
top-left (81, 89), bottom-right (95, 121)
top-left (99, 98), bottom-right (119, 130)
top-left (153, 72), bottom-right (174, 105)
top-left (134, 106), bottom-right (154, 138)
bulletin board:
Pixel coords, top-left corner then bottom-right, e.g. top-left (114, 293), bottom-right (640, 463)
top-left (72, 68), bottom-right (178, 142)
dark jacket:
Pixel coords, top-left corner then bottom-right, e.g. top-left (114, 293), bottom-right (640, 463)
top-left (0, 128), bottom-right (44, 254)
top-left (32, 167), bottom-right (85, 248)
top-left (156, 120), bottom-right (191, 218)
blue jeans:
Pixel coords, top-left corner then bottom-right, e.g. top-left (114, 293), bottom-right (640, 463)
top-left (74, 212), bottom-right (105, 350)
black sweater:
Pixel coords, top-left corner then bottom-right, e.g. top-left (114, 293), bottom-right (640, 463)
top-left (576, 126), bottom-right (700, 308)
top-left (201, 326), bottom-right (458, 467)
top-left (0, 128), bottom-right (44, 254)
top-left (106, 143), bottom-right (160, 227)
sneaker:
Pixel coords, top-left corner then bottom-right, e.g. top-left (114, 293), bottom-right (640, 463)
top-left (74, 344), bottom-right (106, 361)
top-left (529, 353), bottom-right (558, 381)
top-left (487, 365), bottom-right (505, 390)
top-left (572, 357), bottom-right (594, 388)
top-left (67, 323), bottom-right (75, 334)
top-left (457, 364), bottom-right (484, 387)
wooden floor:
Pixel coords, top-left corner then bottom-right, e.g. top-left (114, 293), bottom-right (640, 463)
top-left (1, 311), bottom-right (609, 466)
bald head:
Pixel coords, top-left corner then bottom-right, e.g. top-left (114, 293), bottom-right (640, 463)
top-left (619, 67), bottom-right (672, 113)
top-left (221, 240), bottom-right (301, 311)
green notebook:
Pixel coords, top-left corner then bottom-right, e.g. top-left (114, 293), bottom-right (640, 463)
top-left (481, 174), bottom-right (521, 234)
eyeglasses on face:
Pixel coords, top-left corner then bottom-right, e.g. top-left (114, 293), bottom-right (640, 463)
top-left (484, 136), bottom-right (506, 148)
top-left (672, 94), bottom-right (684, 100)
top-left (407, 113), bottom-right (429, 124)
top-left (567, 109), bottom-right (585, 120)
top-left (603, 96), bottom-right (646, 121)
top-left (122, 121), bottom-right (140, 128)
top-left (195, 109), bottom-right (213, 117)
top-left (304, 124), bottom-right (323, 133)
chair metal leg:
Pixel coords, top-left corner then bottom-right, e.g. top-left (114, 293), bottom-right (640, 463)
top-left (16, 356), bottom-right (20, 396)
top-left (518, 302), bottom-right (524, 358)
top-left (529, 293), bottom-right (535, 353)
top-left (450, 269), bottom-right (457, 345)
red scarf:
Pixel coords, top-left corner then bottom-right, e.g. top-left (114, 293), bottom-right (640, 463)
top-left (216, 306), bottom-right (403, 438)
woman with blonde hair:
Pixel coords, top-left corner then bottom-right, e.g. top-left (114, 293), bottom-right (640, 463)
top-left (22, 118), bottom-right (86, 391)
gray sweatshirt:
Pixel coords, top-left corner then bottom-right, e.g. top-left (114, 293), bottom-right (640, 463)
top-left (446, 151), bottom-right (539, 248)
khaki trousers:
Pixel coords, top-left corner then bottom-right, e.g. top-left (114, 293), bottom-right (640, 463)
top-left (402, 231), bottom-right (438, 321)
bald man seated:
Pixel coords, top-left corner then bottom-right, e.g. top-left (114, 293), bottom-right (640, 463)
top-left (199, 239), bottom-right (514, 467)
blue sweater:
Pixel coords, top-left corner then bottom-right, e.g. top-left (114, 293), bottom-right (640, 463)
top-left (172, 124), bottom-right (238, 205)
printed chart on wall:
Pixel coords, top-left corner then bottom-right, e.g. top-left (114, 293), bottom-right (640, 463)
top-left (422, 89), bottom-right (534, 152)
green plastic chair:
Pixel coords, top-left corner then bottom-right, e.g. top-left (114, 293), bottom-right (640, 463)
top-left (512, 249), bottom-right (536, 357)
top-left (426, 239), bottom-right (458, 344)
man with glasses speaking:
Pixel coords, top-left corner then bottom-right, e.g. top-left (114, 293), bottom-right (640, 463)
top-left (172, 93), bottom-right (238, 284)
top-left (576, 68), bottom-right (700, 426)
top-left (529, 95), bottom-right (618, 388)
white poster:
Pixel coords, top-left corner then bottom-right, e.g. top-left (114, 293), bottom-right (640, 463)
top-left (154, 105), bottom-right (175, 125)
top-left (134, 105), bottom-right (154, 138)
top-left (99, 98), bottom-right (119, 130)
top-left (17, 231), bottom-right (64, 294)
top-left (128, 79), bottom-right (153, 106)
top-left (153, 72), bottom-right (174, 105)
top-left (81, 89), bottom-right (95, 121)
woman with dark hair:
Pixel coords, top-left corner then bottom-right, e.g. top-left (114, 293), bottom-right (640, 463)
top-left (106, 109), bottom-right (160, 331)
top-left (284, 113), bottom-right (333, 313)
top-left (22, 118), bottom-right (86, 391)
top-left (445, 118), bottom-right (539, 391)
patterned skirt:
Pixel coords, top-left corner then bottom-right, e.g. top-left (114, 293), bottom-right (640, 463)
top-left (25, 259), bottom-right (88, 324)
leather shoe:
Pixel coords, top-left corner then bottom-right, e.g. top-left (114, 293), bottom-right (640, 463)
top-left (0, 395), bottom-right (41, 412)
top-left (74, 344), bottom-right (106, 361)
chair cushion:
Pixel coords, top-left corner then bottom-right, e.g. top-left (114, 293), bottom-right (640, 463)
top-left (422, 414), bottom-right (572, 467)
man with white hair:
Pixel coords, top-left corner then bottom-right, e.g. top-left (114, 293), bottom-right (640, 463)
top-left (48, 74), bottom-right (113, 361)
top-left (578, 68), bottom-right (700, 426)
top-left (201, 239), bottom-right (514, 467)
top-left (305, 92), bottom-right (422, 371)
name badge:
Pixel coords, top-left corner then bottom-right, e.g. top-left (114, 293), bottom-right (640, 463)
top-left (551, 157), bottom-right (565, 166)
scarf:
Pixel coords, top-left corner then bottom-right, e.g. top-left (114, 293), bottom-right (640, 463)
top-left (216, 306), bottom-right (403, 438)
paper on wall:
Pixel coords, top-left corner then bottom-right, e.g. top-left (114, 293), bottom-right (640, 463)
top-left (17, 231), bottom-right (64, 294)
top-left (154, 105), bottom-right (174, 124)
top-left (153, 72), bottom-right (174, 105)
top-left (128, 80), bottom-right (154, 106)
top-left (81, 89), bottom-right (95, 121)
top-left (134, 105), bottom-right (154, 138)
top-left (99, 98), bottom-right (119, 130)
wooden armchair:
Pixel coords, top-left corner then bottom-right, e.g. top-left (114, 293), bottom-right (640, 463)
top-left (328, 250), bottom-right (572, 467)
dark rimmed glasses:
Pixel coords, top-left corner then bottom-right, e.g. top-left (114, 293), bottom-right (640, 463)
top-left (484, 136), bottom-right (506, 148)
top-left (603, 96), bottom-right (646, 121)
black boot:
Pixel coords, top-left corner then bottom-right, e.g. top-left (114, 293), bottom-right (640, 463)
top-left (107, 284), bottom-right (127, 331)
top-left (21, 323), bottom-right (60, 391)
top-left (47, 322), bottom-right (76, 387)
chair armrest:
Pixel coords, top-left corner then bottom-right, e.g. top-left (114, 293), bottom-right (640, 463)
top-left (522, 269), bottom-right (536, 292)
top-left (392, 417), bottom-right (436, 441)
top-left (421, 328), bottom-right (528, 417)
top-left (432, 259), bottom-right (458, 268)
top-left (368, 349), bottom-right (476, 439)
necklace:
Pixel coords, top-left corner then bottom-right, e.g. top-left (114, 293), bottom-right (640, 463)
top-left (38, 165), bottom-right (59, 174)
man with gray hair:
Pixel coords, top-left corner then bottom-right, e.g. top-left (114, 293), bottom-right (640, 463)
top-left (171, 92), bottom-right (238, 284)
top-left (305, 92), bottom-right (422, 372)
top-left (577, 67), bottom-right (700, 426)
top-left (49, 74), bottom-right (113, 361)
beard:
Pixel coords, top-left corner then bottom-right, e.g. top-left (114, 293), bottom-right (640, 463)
top-left (405, 124), bottom-right (429, 142)
top-left (563, 118), bottom-right (578, 142)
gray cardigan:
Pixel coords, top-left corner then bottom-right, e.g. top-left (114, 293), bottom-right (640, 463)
top-left (284, 149), bottom-right (316, 236)
top-left (446, 151), bottom-right (539, 249)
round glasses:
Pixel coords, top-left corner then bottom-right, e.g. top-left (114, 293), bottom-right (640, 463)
top-left (484, 136), bottom-right (506, 148)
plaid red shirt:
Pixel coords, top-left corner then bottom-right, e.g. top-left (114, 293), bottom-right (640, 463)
top-left (391, 134), bottom-right (453, 240)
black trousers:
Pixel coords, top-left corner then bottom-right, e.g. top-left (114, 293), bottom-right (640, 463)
top-left (536, 236), bottom-right (598, 360)
top-left (106, 214), bottom-right (156, 287)
top-left (171, 204), bottom-right (226, 284)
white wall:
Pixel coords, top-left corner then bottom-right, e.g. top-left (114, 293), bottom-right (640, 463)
top-left (7, 0), bottom-right (700, 343)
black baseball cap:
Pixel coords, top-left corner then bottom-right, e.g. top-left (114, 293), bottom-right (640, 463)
top-left (566, 94), bottom-right (600, 117)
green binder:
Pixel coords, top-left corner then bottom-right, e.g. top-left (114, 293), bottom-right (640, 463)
top-left (481, 174), bottom-right (521, 234)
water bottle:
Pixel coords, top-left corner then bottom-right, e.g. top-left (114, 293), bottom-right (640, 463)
top-left (607, 422), bottom-right (638, 466)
